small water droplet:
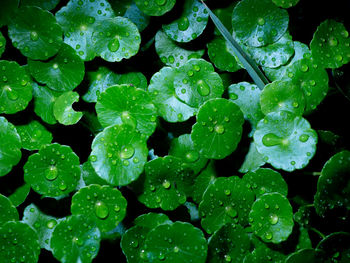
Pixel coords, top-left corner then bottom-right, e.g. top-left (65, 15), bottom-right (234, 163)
top-left (224, 255), bottom-right (232, 262)
top-left (162, 180), bottom-right (171, 189)
top-left (120, 146), bottom-right (135, 159)
top-left (225, 206), bottom-right (237, 218)
top-left (265, 232), bottom-right (273, 240)
top-left (269, 214), bottom-right (279, 225)
top-left (94, 201), bottom-right (109, 219)
top-left (59, 182), bottom-right (67, 191)
top-left (30, 31), bottom-right (39, 41)
top-left (214, 124), bottom-right (225, 134)
top-left (301, 64), bottom-right (309, 72)
top-left (328, 37), bottom-right (338, 46)
top-left (257, 17), bottom-right (265, 26)
top-left (262, 133), bottom-right (282, 147)
top-left (131, 240), bottom-right (139, 248)
top-left (178, 17), bottom-right (189, 31)
top-left (299, 134), bottom-right (309, 142)
top-left (45, 165), bottom-right (58, 181)
top-left (185, 151), bottom-right (199, 163)
top-left (197, 80), bottom-right (210, 96)
top-left (173, 246), bottom-right (179, 253)
top-left (108, 37), bottom-right (120, 52)
top-left (90, 155), bottom-right (97, 162)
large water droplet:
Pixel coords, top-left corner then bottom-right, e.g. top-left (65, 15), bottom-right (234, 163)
top-left (108, 38), bottom-right (120, 52)
top-left (214, 124), bottom-right (225, 134)
top-left (328, 37), bottom-right (338, 46)
top-left (224, 255), bottom-right (232, 262)
top-left (197, 80), bottom-right (210, 96)
top-left (178, 17), bottom-right (189, 31)
top-left (94, 201), bottom-right (109, 219)
top-left (162, 180), bottom-right (171, 189)
top-left (5, 86), bottom-right (19, 101)
top-left (269, 214), bottom-right (279, 225)
top-left (262, 133), bottom-right (283, 147)
top-left (120, 146), bottom-right (135, 159)
top-left (30, 31), bottom-right (39, 41)
top-left (299, 134), bottom-right (309, 142)
top-left (265, 232), bottom-right (273, 240)
top-left (45, 165), bottom-right (58, 181)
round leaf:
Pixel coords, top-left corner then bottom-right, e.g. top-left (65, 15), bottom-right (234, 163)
top-left (249, 192), bottom-right (294, 243)
top-left (310, 19), bottom-right (350, 69)
top-left (137, 156), bottom-right (195, 211)
top-left (260, 80), bottom-right (306, 116)
top-left (0, 60), bottom-right (32, 114)
top-left (56, 0), bottom-right (115, 61)
top-left (20, 0), bottom-right (60, 10)
top-left (174, 59), bottom-right (224, 109)
top-left (90, 124), bottom-right (148, 186)
top-left (156, 30), bottom-right (204, 68)
top-left (96, 84), bottom-right (157, 137)
top-left (191, 98), bottom-right (244, 159)
top-left (169, 133), bottom-right (208, 175)
top-left (314, 151), bottom-right (350, 216)
top-left (0, 221), bottom-right (40, 263)
top-left (143, 222), bottom-right (208, 263)
top-left (71, 184), bottom-right (127, 233)
top-left (16, 120), bottom-right (53, 151)
top-left (22, 203), bottom-right (61, 251)
top-left (232, 0), bottom-right (289, 47)
top-left (207, 36), bottom-right (243, 73)
top-left (243, 168), bottom-right (288, 198)
top-left (50, 215), bottom-right (101, 263)
top-left (283, 57), bottom-right (329, 112)
top-left (23, 143), bottom-right (81, 198)
top-left (162, 0), bottom-right (209, 43)
top-left (92, 17), bottom-right (141, 62)
top-left (207, 224), bottom-right (250, 263)
top-left (272, 0), bottom-right (300, 8)
top-left (28, 44), bottom-right (85, 92)
top-left (53, 91), bottom-right (83, 125)
top-left (8, 6), bottom-right (63, 60)
top-left (135, 0), bottom-right (175, 16)
top-left (253, 111), bottom-right (317, 172)
top-left (0, 117), bottom-right (22, 177)
top-left (285, 249), bottom-right (316, 263)
top-left (0, 194), bottom-right (18, 225)
top-left (148, 67), bottom-right (196, 122)
top-left (199, 176), bottom-right (255, 234)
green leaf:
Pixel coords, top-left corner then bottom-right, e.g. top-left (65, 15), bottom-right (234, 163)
top-left (310, 19), bottom-right (350, 69)
top-left (207, 224), bottom-right (250, 263)
top-left (244, 32), bottom-right (295, 68)
top-left (0, 117), bottom-right (22, 177)
top-left (50, 215), bottom-right (101, 263)
top-left (212, 3), bottom-right (235, 36)
top-left (207, 36), bottom-right (243, 73)
top-left (71, 184), bottom-right (127, 233)
top-left (123, 2), bottom-right (150, 32)
top-left (20, 0), bottom-right (60, 10)
top-left (148, 67), bottom-right (196, 122)
top-left (32, 82), bottom-right (62, 125)
top-left (253, 111), bottom-right (317, 172)
top-left (8, 6), bottom-right (63, 60)
top-left (169, 133), bottom-right (208, 175)
top-left (90, 124), bottom-right (148, 186)
top-left (297, 227), bottom-right (312, 250)
top-left (174, 59), bottom-right (224, 108)
top-left (81, 161), bottom-right (108, 186)
top-left (285, 249), bottom-right (316, 263)
top-left (263, 41), bottom-right (311, 81)
top-left (316, 232), bottom-right (350, 262)
top-left (249, 192), bottom-right (294, 244)
top-left (243, 239), bottom-right (286, 262)
top-left (96, 84), bottom-right (157, 137)
top-left (135, 0), bottom-right (175, 16)
top-left (0, 193), bottom-right (19, 226)
top-left (143, 222), bottom-right (208, 262)
top-left (0, 60), bottom-right (32, 114)
top-left (239, 142), bottom-right (266, 173)
top-left (8, 183), bottom-right (31, 207)
top-left (228, 82), bottom-right (264, 135)
top-left (92, 17), bottom-right (141, 62)
top-left (16, 120), bottom-right (53, 151)
top-left (314, 150), bottom-right (350, 216)
top-left (0, 0), bottom-right (19, 27)
top-left (155, 30), bottom-right (204, 68)
top-left (191, 98), bottom-right (244, 159)
top-left (199, 176), bottom-right (255, 234)
top-left (243, 168), bottom-right (288, 198)
top-left (23, 143), bottom-right (81, 198)
top-left (53, 91), bottom-right (83, 125)
top-left (0, 221), bottom-right (40, 263)
top-left (22, 203), bottom-right (61, 251)
top-left (121, 213), bottom-right (171, 262)
top-left (0, 32), bottom-right (6, 57)
top-left (272, 0), bottom-right (300, 8)
top-left (232, 0), bottom-right (289, 47)
top-left (163, 0), bottom-right (208, 43)
top-left (282, 57), bottom-right (329, 113)
top-left (294, 206), bottom-right (312, 227)
top-left (56, 0), bottom-right (115, 61)
top-left (192, 160), bottom-right (216, 204)
top-left (28, 44), bottom-right (85, 92)
top-left (202, 1), bottom-right (269, 89)
top-left (260, 80), bottom-right (306, 116)
top-left (137, 156), bottom-right (195, 210)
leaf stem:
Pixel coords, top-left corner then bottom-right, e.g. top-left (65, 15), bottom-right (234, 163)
top-left (310, 227), bottom-right (326, 239)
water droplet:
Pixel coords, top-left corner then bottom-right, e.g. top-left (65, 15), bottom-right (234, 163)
top-left (336, 55), bottom-right (343, 62)
top-left (90, 155), bottom-right (97, 162)
top-left (230, 93), bottom-right (238, 100)
top-left (158, 252), bottom-right (165, 260)
top-left (178, 17), bottom-right (189, 31)
top-left (224, 255), bottom-right (232, 262)
top-left (47, 219), bottom-right (57, 229)
top-left (193, 65), bottom-right (201, 72)
top-left (328, 37), bottom-right (338, 46)
top-left (114, 205), bottom-right (120, 212)
top-left (88, 16), bottom-right (95, 24)
top-left (265, 232), bottom-right (273, 240)
top-left (131, 240), bottom-right (138, 248)
top-left (301, 64), bottom-right (309, 72)
top-left (197, 80), bottom-right (210, 96)
top-left (185, 151), bottom-right (199, 163)
top-left (45, 165), bottom-right (58, 181)
top-left (269, 214), bottom-right (279, 225)
top-left (94, 201), bottom-right (109, 219)
top-left (30, 31), bottom-right (39, 41)
top-left (292, 102), bottom-right (299, 108)
top-left (299, 134), bottom-right (309, 142)
top-left (262, 133), bottom-right (282, 147)
top-left (214, 124), bottom-right (225, 134)
top-left (173, 246), bottom-right (179, 253)
top-left (108, 38), bottom-right (120, 52)
top-left (257, 17), bottom-right (265, 26)
top-left (120, 146), bottom-right (135, 159)
top-left (187, 70), bottom-right (194, 77)
top-left (224, 189), bottom-right (231, 196)
top-left (225, 206), bottom-right (237, 218)
top-left (168, 55), bottom-right (175, 64)
top-left (162, 180), bottom-right (171, 189)
top-left (59, 182), bottom-right (67, 191)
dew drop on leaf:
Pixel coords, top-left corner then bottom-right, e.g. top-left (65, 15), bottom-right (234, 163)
top-left (299, 134), bottom-right (309, 142)
top-left (269, 214), bottom-right (279, 225)
top-left (120, 146), bottom-right (135, 159)
top-left (45, 165), bottom-right (58, 181)
top-left (262, 133), bottom-right (282, 147)
top-left (94, 201), bottom-right (109, 219)
top-left (108, 38), bottom-right (120, 52)
top-left (178, 17), bottom-right (190, 31)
